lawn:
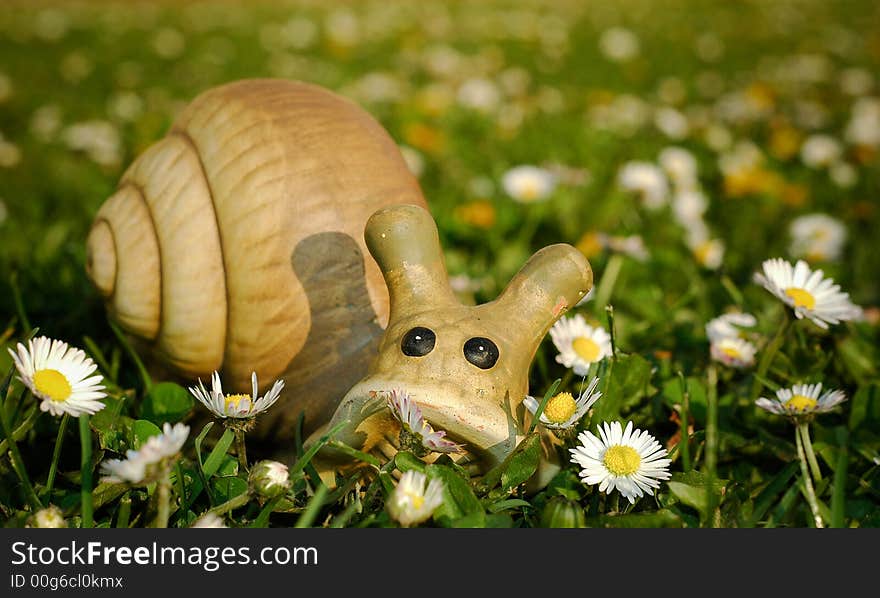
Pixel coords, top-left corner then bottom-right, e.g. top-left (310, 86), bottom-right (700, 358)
top-left (0, 0), bottom-right (878, 528)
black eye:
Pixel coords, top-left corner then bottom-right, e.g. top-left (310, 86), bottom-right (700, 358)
top-left (401, 327), bottom-right (436, 357)
top-left (463, 337), bottom-right (499, 369)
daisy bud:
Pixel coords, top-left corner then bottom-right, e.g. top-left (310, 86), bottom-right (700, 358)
top-left (540, 496), bottom-right (586, 528)
top-left (249, 460), bottom-right (290, 499)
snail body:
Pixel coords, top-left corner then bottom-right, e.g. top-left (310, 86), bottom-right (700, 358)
top-left (87, 79), bottom-right (593, 472)
top-left (87, 79), bottom-right (426, 436)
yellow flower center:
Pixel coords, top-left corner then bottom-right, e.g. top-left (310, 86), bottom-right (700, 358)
top-left (787, 394), bottom-right (817, 412)
top-left (603, 445), bottom-right (641, 476)
top-left (224, 393), bottom-right (251, 412)
top-left (519, 179), bottom-right (540, 200)
top-left (784, 287), bottom-right (816, 310)
top-left (543, 392), bottom-right (577, 424)
top-left (693, 241), bottom-right (713, 264)
top-left (721, 345), bottom-right (742, 359)
top-left (576, 231), bottom-right (604, 259)
top-left (404, 489), bottom-right (425, 510)
top-left (572, 337), bottom-right (601, 362)
top-left (454, 201), bottom-right (496, 229)
top-left (33, 369), bottom-right (72, 402)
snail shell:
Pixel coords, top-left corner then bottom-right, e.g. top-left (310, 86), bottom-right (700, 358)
top-left (86, 79), bottom-right (427, 435)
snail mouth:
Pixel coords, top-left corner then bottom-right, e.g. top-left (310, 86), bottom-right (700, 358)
top-left (320, 380), bottom-right (519, 476)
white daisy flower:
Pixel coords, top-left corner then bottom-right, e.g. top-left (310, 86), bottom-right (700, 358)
top-left (385, 388), bottom-right (421, 431)
top-left (789, 213), bottom-right (847, 263)
top-left (845, 97), bottom-right (880, 148)
top-left (189, 371), bottom-right (284, 420)
top-left (384, 389), bottom-right (463, 454)
top-left (690, 237), bottom-right (725, 270)
top-left (800, 134), bottom-right (842, 168)
top-left (399, 145), bottom-right (424, 178)
top-left (756, 383), bottom-right (847, 417)
top-left (754, 258), bottom-right (862, 329)
top-left (549, 314), bottom-right (612, 375)
top-left (618, 161), bottom-right (669, 209)
top-left (523, 376), bottom-right (602, 430)
top-left (191, 513), bottom-right (227, 528)
top-left (569, 421), bottom-right (672, 504)
top-left (706, 312), bottom-right (757, 342)
top-left (100, 423), bottom-right (190, 485)
top-left (62, 120), bottom-right (122, 167)
top-left (8, 336), bottom-right (106, 417)
top-left (457, 77), bottom-right (501, 113)
top-left (710, 337), bottom-right (757, 368)
top-left (654, 107), bottom-right (690, 140)
top-left (501, 165), bottom-right (557, 203)
top-left (605, 234), bottom-right (650, 262)
top-left (704, 123), bottom-right (733, 152)
top-left (30, 505), bottom-right (67, 529)
top-left (672, 188), bottom-right (708, 224)
top-left (829, 162), bottom-right (857, 189)
top-left (386, 470), bottom-right (445, 527)
top-left (658, 147), bottom-right (696, 176)
top-left (575, 286), bottom-right (596, 307)
top-left (598, 27), bottom-right (640, 62)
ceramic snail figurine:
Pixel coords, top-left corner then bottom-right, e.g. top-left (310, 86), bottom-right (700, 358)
top-left (85, 78), bottom-right (593, 473)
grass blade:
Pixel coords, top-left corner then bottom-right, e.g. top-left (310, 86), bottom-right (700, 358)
top-left (295, 483), bottom-right (329, 528)
top-left (527, 378), bottom-right (561, 435)
top-left (830, 428), bottom-right (849, 529)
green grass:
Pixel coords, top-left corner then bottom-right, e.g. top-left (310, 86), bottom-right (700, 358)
top-left (0, 0), bottom-right (878, 528)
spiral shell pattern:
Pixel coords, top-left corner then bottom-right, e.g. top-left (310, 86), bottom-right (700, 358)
top-left (86, 79), bottom-right (426, 416)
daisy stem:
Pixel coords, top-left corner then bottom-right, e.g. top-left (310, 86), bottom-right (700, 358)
top-left (559, 369), bottom-right (574, 392)
top-left (108, 319), bottom-right (152, 392)
top-left (234, 428), bottom-right (248, 472)
top-left (207, 492), bottom-right (250, 517)
top-left (78, 415), bottom-right (93, 528)
top-left (703, 365), bottom-right (719, 528)
top-left (116, 492), bottom-right (131, 528)
top-left (605, 304), bottom-right (617, 359)
top-left (44, 413), bottom-right (70, 500)
top-left (795, 423), bottom-right (824, 528)
top-left (798, 422), bottom-right (822, 482)
top-left (676, 372), bottom-right (692, 472)
top-left (0, 392), bottom-right (42, 511)
top-left (156, 470), bottom-right (171, 528)
top-left (749, 310), bottom-right (791, 402)
top-left (594, 253), bottom-right (624, 315)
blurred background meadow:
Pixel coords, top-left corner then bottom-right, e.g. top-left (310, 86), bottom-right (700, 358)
top-left (0, 0), bottom-right (878, 528)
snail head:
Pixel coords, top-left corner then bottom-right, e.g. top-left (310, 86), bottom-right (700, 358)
top-left (317, 204), bottom-right (592, 471)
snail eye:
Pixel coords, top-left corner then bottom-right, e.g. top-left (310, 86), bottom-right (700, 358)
top-left (463, 337), bottom-right (499, 369)
top-left (401, 327), bottom-right (436, 357)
